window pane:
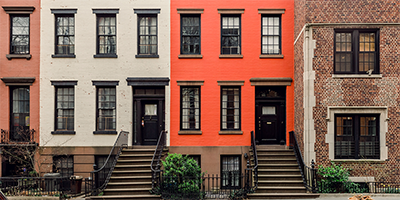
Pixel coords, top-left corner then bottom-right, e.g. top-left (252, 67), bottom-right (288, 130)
top-left (181, 87), bottom-right (200, 130)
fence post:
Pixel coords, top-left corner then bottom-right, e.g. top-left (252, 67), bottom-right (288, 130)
top-left (311, 159), bottom-right (316, 193)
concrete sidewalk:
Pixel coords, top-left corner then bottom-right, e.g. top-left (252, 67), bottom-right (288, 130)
top-left (292, 194), bottom-right (400, 200)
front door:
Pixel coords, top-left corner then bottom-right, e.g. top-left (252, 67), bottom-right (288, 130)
top-left (141, 101), bottom-right (160, 145)
top-left (256, 103), bottom-right (283, 144)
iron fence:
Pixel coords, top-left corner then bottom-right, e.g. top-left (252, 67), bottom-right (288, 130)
top-left (317, 180), bottom-right (400, 194)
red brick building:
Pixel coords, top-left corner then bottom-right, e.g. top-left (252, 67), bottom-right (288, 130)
top-left (294, 0), bottom-right (400, 183)
top-left (0, 0), bottom-right (40, 176)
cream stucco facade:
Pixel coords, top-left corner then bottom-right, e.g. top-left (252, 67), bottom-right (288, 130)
top-left (40, 0), bottom-right (170, 150)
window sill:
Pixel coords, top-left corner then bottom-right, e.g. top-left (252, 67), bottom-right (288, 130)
top-left (93, 131), bottom-right (117, 134)
top-left (219, 54), bottom-right (243, 59)
top-left (178, 54), bottom-right (203, 59)
top-left (219, 130), bottom-right (243, 135)
top-left (259, 54), bottom-right (284, 59)
top-left (135, 54), bottom-right (159, 58)
top-left (178, 130), bottom-right (202, 135)
top-left (52, 54), bottom-right (76, 58)
top-left (93, 54), bottom-right (118, 58)
top-left (6, 54), bottom-right (31, 60)
top-left (332, 74), bottom-right (382, 79)
top-left (332, 159), bottom-right (385, 163)
top-left (51, 131), bottom-right (76, 135)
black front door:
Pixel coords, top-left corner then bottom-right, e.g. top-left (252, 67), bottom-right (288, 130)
top-left (256, 102), bottom-right (284, 144)
top-left (141, 101), bottom-right (160, 145)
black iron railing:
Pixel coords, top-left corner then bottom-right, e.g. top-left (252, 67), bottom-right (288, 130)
top-left (1, 129), bottom-right (36, 143)
top-left (89, 131), bottom-right (128, 196)
top-left (0, 177), bottom-right (69, 197)
top-left (151, 130), bottom-right (167, 192)
top-left (289, 131), bottom-right (317, 193)
top-left (160, 174), bottom-right (248, 200)
top-left (245, 131), bottom-right (258, 193)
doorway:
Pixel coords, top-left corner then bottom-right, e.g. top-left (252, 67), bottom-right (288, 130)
top-left (255, 86), bottom-right (286, 145)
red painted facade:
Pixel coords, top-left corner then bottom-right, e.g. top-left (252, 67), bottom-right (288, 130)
top-left (170, 0), bottom-right (294, 147)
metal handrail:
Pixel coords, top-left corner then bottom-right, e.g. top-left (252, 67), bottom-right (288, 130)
top-left (151, 130), bottom-right (166, 190)
top-left (246, 130), bottom-right (258, 193)
top-left (289, 131), bottom-right (317, 193)
top-left (90, 130), bottom-right (128, 195)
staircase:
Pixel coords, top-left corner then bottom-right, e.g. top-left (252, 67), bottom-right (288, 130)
top-left (89, 146), bottom-right (163, 200)
top-left (247, 145), bottom-right (319, 199)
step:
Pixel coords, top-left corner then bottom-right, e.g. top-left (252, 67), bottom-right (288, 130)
top-left (248, 193), bottom-right (320, 199)
top-left (109, 176), bottom-right (152, 183)
top-left (112, 170), bottom-right (152, 176)
top-left (256, 186), bottom-right (307, 193)
top-left (117, 159), bottom-right (152, 165)
top-left (258, 180), bottom-right (304, 187)
top-left (114, 165), bottom-right (151, 171)
top-left (122, 149), bottom-right (156, 155)
top-left (106, 181), bottom-right (152, 189)
top-left (103, 187), bottom-right (152, 195)
top-left (258, 169), bottom-right (301, 175)
top-left (258, 158), bottom-right (298, 165)
top-left (257, 163), bottom-right (299, 169)
top-left (89, 194), bottom-right (160, 199)
top-left (257, 174), bottom-right (303, 181)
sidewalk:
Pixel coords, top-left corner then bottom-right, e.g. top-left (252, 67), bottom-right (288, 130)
top-left (292, 194), bottom-right (400, 200)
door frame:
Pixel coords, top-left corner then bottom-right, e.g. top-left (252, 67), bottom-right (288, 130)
top-left (255, 86), bottom-right (286, 145)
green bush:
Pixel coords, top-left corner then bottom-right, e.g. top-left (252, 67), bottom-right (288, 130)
top-left (160, 153), bottom-right (204, 199)
top-left (317, 163), bottom-right (368, 193)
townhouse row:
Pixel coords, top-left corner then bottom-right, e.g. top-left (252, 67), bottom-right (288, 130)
top-left (1, 0), bottom-right (400, 185)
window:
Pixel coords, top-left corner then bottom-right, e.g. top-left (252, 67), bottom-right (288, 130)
top-left (188, 155), bottom-right (201, 167)
top-left (261, 15), bottom-right (281, 54)
top-left (10, 87), bottom-right (30, 141)
top-left (10, 15), bottom-right (30, 54)
top-left (137, 15), bottom-right (158, 56)
top-left (335, 114), bottom-right (379, 159)
top-left (55, 15), bottom-right (75, 55)
top-left (96, 87), bottom-right (116, 132)
top-left (181, 15), bottom-right (200, 54)
top-left (55, 87), bottom-right (74, 132)
top-left (221, 155), bottom-right (241, 189)
top-left (181, 87), bottom-right (200, 130)
top-left (221, 87), bottom-right (240, 130)
top-left (334, 30), bottom-right (379, 74)
top-left (53, 155), bottom-right (73, 177)
top-left (221, 15), bottom-right (241, 55)
top-left (96, 15), bottom-right (116, 56)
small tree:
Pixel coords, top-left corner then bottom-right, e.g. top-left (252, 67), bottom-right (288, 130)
top-left (161, 153), bottom-right (204, 199)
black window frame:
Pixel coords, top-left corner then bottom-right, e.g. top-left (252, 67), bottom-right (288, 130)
top-left (10, 14), bottom-right (30, 55)
top-left (54, 14), bottom-right (75, 56)
top-left (180, 14), bottom-right (201, 55)
top-left (220, 155), bottom-right (241, 189)
top-left (334, 29), bottom-right (379, 74)
top-left (334, 114), bottom-right (380, 159)
top-left (54, 86), bottom-right (75, 133)
top-left (220, 14), bottom-right (241, 55)
top-left (53, 155), bottom-right (74, 177)
top-left (96, 86), bottom-right (117, 133)
top-left (220, 86), bottom-right (241, 131)
top-left (261, 14), bottom-right (281, 55)
top-left (180, 86), bottom-right (201, 130)
top-left (137, 14), bottom-right (158, 57)
top-left (9, 86), bottom-right (30, 142)
top-left (95, 14), bottom-right (117, 57)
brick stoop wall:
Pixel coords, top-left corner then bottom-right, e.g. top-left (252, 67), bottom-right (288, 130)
top-left (294, 0), bottom-right (400, 183)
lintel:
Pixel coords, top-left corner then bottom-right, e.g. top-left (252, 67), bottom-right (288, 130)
top-left (177, 80), bottom-right (204, 86)
top-left (127, 77), bottom-right (170, 86)
top-left (51, 9), bottom-right (77, 14)
top-left (258, 8), bottom-right (285, 14)
top-left (134, 9), bottom-right (161, 14)
top-left (2, 6), bottom-right (35, 14)
top-left (1, 77), bottom-right (35, 86)
top-left (177, 8), bottom-right (204, 14)
top-left (51, 80), bottom-right (78, 86)
top-left (217, 81), bottom-right (244, 86)
top-left (250, 77), bottom-right (292, 86)
top-left (92, 80), bottom-right (119, 86)
top-left (218, 9), bottom-right (244, 14)
top-left (92, 9), bottom-right (119, 14)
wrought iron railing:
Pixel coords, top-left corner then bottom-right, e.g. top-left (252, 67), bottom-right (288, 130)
top-left (160, 174), bottom-right (248, 200)
top-left (0, 177), bottom-right (70, 197)
top-left (1, 129), bottom-right (35, 143)
top-left (89, 131), bottom-right (128, 196)
top-left (151, 130), bottom-right (166, 192)
top-left (289, 131), bottom-right (317, 193)
top-left (245, 131), bottom-right (258, 193)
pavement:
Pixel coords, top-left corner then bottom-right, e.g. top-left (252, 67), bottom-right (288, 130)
top-left (292, 193), bottom-right (400, 200)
